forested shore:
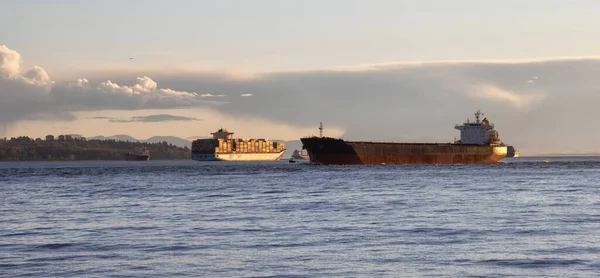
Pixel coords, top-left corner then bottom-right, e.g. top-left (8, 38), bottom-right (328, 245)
top-left (0, 137), bottom-right (190, 161)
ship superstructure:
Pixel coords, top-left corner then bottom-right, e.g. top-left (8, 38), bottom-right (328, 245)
top-left (301, 110), bottom-right (507, 165)
top-left (454, 110), bottom-right (501, 145)
top-left (191, 128), bottom-right (285, 161)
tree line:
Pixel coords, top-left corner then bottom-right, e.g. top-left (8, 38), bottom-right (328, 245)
top-left (0, 137), bottom-right (191, 161)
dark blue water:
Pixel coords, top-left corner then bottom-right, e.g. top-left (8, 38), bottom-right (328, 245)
top-left (2, 157), bottom-right (600, 277)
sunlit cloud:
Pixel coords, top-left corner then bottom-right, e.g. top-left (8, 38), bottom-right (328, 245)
top-left (469, 84), bottom-right (546, 109)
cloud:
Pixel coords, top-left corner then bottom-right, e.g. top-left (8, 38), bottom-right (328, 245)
top-left (240, 93), bottom-right (253, 97)
top-left (85, 116), bottom-right (115, 120)
top-left (0, 45), bottom-right (24, 78)
top-left (0, 45), bottom-right (61, 129)
top-left (49, 76), bottom-right (226, 111)
top-left (0, 45), bottom-right (225, 134)
top-left (86, 114), bottom-right (201, 123)
top-left (469, 84), bottom-right (546, 109)
top-left (199, 93), bottom-right (225, 97)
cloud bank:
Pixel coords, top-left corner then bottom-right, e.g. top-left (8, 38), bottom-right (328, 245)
top-left (48, 76), bottom-right (224, 111)
top-left (4, 45), bottom-right (600, 154)
top-left (87, 114), bottom-right (201, 123)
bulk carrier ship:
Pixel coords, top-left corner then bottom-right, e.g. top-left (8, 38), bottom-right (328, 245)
top-left (191, 128), bottom-right (285, 161)
top-left (301, 110), bottom-right (507, 165)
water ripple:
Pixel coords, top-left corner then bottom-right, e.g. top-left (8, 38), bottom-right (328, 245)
top-left (1, 158), bottom-right (600, 277)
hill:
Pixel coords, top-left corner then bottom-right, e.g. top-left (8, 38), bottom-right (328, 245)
top-left (89, 135), bottom-right (192, 148)
top-left (146, 136), bottom-right (192, 148)
top-left (89, 134), bottom-right (139, 142)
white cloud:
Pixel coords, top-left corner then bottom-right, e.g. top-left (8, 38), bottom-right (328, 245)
top-left (0, 46), bottom-right (52, 89)
top-left (0, 45), bottom-right (58, 129)
top-left (199, 93), bottom-right (224, 97)
top-left (0, 45), bottom-right (22, 78)
top-left (470, 84), bottom-right (546, 109)
top-left (55, 75), bottom-right (225, 109)
top-left (0, 45), bottom-right (226, 131)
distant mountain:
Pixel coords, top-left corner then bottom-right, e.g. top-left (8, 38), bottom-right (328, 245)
top-left (186, 136), bottom-right (210, 140)
top-left (88, 135), bottom-right (191, 148)
top-left (146, 136), bottom-right (191, 148)
top-left (88, 134), bottom-right (139, 142)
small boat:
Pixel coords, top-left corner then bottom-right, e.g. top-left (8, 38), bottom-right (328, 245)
top-left (291, 149), bottom-right (309, 160)
top-left (506, 146), bottom-right (520, 158)
top-left (123, 149), bottom-right (150, 161)
top-left (289, 157), bottom-right (296, 163)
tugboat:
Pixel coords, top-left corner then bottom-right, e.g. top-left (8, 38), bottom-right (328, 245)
top-left (123, 149), bottom-right (150, 161)
top-left (291, 149), bottom-right (309, 160)
top-left (506, 146), bottom-right (520, 157)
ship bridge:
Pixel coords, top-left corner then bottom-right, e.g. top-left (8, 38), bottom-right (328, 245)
top-left (454, 110), bottom-right (501, 145)
top-left (211, 128), bottom-right (234, 140)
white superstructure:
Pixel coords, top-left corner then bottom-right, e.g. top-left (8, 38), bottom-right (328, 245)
top-left (454, 110), bottom-right (502, 145)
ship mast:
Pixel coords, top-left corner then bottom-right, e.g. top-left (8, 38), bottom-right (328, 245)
top-left (319, 122), bottom-right (323, 137)
top-left (474, 109), bottom-right (482, 124)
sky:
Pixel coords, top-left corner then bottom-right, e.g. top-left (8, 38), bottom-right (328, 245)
top-left (2, 0), bottom-right (600, 155)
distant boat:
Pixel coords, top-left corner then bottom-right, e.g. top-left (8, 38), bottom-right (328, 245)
top-left (289, 157), bottom-right (296, 163)
top-left (291, 149), bottom-right (309, 160)
top-left (123, 149), bottom-right (150, 161)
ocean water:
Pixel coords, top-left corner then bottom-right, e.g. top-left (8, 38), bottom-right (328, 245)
top-left (1, 157), bottom-right (600, 277)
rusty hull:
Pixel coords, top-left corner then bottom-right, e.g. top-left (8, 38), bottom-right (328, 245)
top-left (301, 137), bottom-right (507, 165)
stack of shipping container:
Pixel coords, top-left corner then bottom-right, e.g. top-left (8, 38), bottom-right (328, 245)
top-left (191, 138), bottom-right (285, 154)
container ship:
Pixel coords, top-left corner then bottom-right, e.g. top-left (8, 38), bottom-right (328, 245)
top-left (123, 149), bottom-right (150, 161)
top-left (301, 110), bottom-right (507, 165)
top-left (191, 128), bottom-right (285, 161)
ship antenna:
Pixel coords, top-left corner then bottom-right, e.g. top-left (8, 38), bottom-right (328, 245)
top-left (319, 122), bottom-right (323, 137)
top-left (475, 109), bottom-right (482, 123)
